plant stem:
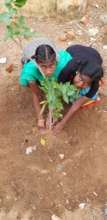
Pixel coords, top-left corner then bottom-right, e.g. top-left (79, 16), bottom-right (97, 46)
top-left (49, 109), bottom-right (53, 130)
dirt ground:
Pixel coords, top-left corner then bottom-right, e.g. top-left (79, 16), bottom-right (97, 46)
top-left (0, 1), bottom-right (107, 220)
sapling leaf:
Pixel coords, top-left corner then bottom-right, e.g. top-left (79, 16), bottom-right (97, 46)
top-left (0, 13), bottom-right (12, 23)
top-left (14, 0), bottom-right (27, 8)
top-left (40, 78), bottom-right (80, 129)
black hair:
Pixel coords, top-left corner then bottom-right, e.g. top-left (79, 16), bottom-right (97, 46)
top-left (31, 44), bottom-right (56, 64)
top-left (79, 61), bottom-right (104, 82)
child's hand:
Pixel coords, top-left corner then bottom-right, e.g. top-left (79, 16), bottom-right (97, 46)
top-left (37, 118), bottom-right (45, 128)
top-left (53, 121), bottom-right (64, 134)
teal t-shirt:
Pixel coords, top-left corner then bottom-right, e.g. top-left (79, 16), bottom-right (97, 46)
top-left (19, 50), bottom-right (72, 86)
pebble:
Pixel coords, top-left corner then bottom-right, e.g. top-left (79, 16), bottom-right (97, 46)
top-left (65, 30), bottom-right (75, 40)
top-left (80, 15), bottom-right (89, 26)
top-left (67, 41), bottom-right (72, 46)
top-left (66, 199), bottom-right (69, 204)
top-left (58, 30), bottom-right (75, 42)
top-left (51, 214), bottom-right (61, 220)
top-left (6, 64), bottom-right (14, 73)
top-left (79, 203), bottom-right (86, 209)
top-left (93, 191), bottom-right (98, 197)
top-left (103, 45), bottom-right (107, 49)
top-left (0, 57), bottom-right (7, 64)
top-left (58, 34), bottom-right (67, 41)
top-left (95, 4), bottom-right (99, 8)
top-left (6, 195), bottom-right (11, 200)
top-left (90, 37), bottom-right (95, 41)
top-left (100, 14), bottom-right (107, 24)
top-left (59, 154), bottom-right (64, 160)
top-left (25, 145), bottom-right (37, 155)
top-left (104, 207), bottom-right (107, 216)
top-left (88, 27), bottom-right (99, 37)
top-left (56, 164), bottom-right (64, 172)
top-left (62, 172), bottom-right (67, 176)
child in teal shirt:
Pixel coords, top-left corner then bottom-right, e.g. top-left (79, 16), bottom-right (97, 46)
top-left (20, 37), bottom-right (72, 129)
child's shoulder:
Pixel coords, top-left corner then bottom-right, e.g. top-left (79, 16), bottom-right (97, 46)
top-left (21, 60), bottom-right (38, 76)
top-left (23, 60), bottom-right (38, 72)
top-left (58, 49), bottom-right (73, 64)
top-left (24, 60), bottom-right (37, 68)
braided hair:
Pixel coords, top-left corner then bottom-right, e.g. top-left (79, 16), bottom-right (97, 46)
top-left (31, 44), bottom-right (56, 65)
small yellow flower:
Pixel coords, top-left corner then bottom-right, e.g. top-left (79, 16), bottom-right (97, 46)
top-left (40, 138), bottom-right (46, 146)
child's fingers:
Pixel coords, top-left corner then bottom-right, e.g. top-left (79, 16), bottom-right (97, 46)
top-left (37, 119), bottom-right (45, 128)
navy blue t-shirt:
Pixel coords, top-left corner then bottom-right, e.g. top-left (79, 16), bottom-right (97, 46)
top-left (58, 45), bottom-right (103, 98)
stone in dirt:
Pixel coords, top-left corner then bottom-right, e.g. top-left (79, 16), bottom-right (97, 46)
top-left (58, 30), bottom-right (75, 42)
top-left (100, 14), bottom-right (107, 24)
top-left (6, 64), bottom-right (14, 73)
top-left (88, 27), bottom-right (99, 37)
top-left (104, 207), bottom-right (107, 216)
top-left (79, 203), bottom-right (86, 209)
top-left (59, 154), bottom-right (65, 160)
top-left (25, 145), bottom-right (37, 155)
top-left (0, 57), bottom-right (7, 64)
top-left (80, 15), bottom-right (89, 26)
top-left (51, 214), bottom-right (61, 220)
top-left (58, 34), bottom-right (67, 42)
top-left (65, 30), bottom-right (75, 40)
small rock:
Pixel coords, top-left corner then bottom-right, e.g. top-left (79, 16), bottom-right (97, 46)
top-left (6, 64), bottom-right (14, 73)
top-left (51, 214), bottom-right (61, 220)
top-left (93, 191), bottom-right (98, 197)
top-left (80, 15), bottom-right (89, 26)
top-left (59, 31), bottom-right (75, 41)
top-left (65, 30), bottom-right (75, 40)
top-left (30, 28), bottom-right (34, 32)
top-left (95, 4), bottom-right (99, 8)
top-left (6, 195), bottom-right (11, 200)
top-left (103, 45), bottom-right (107, 49)
top-left (59, 154), bottom-right (64, 160)
top-left (90, 37), bottom-right (95, 42)
top-left (56, 164), bottom-right (64, 172)
top-left (101, 25), bottom-right (107, 34)
top-left (79, 203), bottom-right (86, 209)
top-left (59, 182), bottom-right (63, 186)
top-left (100, 14), bottom-right (107, 24)
top-left (66, 199), bottom-right (69, 204)
top-left (32, 205), bottom-right (36, 210)
top-left (67, 41), bottom-right (72, 46)
top-left (0, 57), bottom-right (7, 64)
top-left (62, 172), bottom-right (67, 176)
top-left (25, 145), bottom-right (37, 155)
top-left (104, 207), bottom-right (107, 216)
top-left (58, 34), bottom-right (67, 41)
top-left (88, 27), bottom-right (99, 37)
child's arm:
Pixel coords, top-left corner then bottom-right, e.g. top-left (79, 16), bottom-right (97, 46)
top-left (54, 96), bottom-right (88, 132)
top-left (29, 81), bottom-right (45, 128)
